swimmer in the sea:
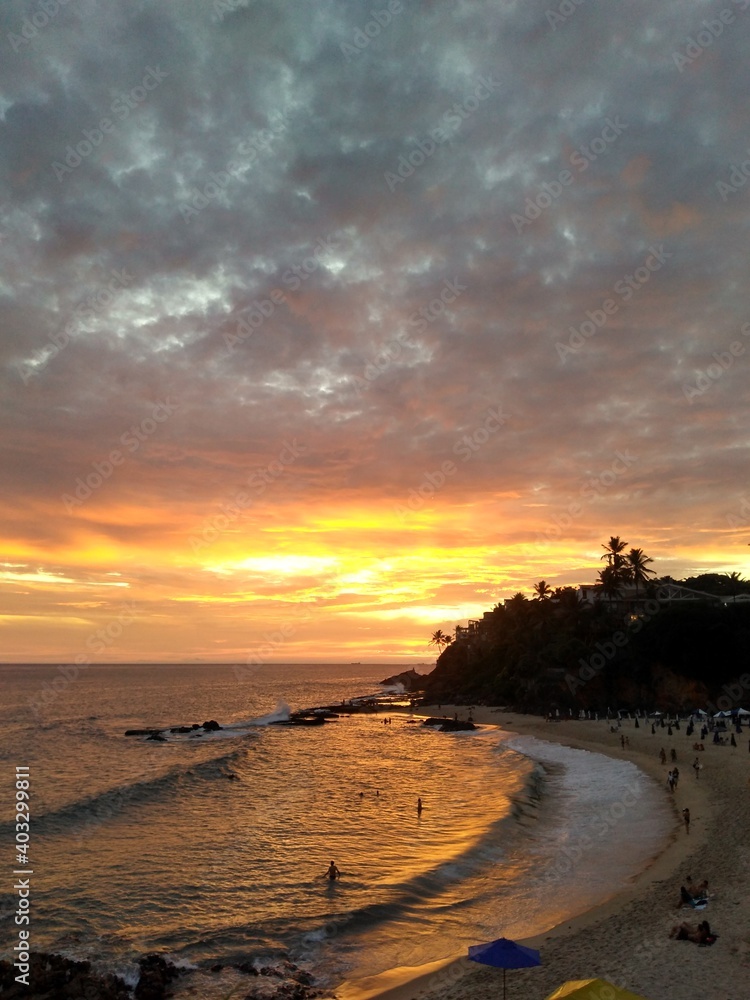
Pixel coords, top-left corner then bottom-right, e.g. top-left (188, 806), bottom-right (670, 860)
top-left (325, 860), bottom-right (341, 881)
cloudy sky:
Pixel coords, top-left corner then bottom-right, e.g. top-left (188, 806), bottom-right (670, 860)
top-left (2, 0), bottom-right (750, 663)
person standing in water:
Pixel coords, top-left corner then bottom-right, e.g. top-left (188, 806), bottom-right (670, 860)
top-left (325, 860), bottom-right (341, 881)
top-left (417, 797), bottom-right (423, 815)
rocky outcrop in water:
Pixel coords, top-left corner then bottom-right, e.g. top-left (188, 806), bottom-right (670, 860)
top-left (0, 953), bottom-right (132, 1000)
top-left (134, 954), bottom-right (181, 999)
top-left (380, 668), bottom-right (425, 691)
top-left (422, 717), bottom-right (477, 731)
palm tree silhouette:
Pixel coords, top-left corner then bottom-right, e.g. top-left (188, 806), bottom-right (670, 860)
top-left (533, 580), bottom-right (552, 601)
top-left (601, 536), bottom-right (629, 579)
top-left (627, 547), bottom-right (655, 594)
top-left (429, 629), bottom-right (452, 654)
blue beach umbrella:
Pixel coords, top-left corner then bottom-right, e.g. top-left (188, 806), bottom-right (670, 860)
top-left (467, 937), bottom-right (541, 1000)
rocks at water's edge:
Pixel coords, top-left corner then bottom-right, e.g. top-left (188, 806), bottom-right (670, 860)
top-left (0, 953), bottom-right (134, 1000)
top-left (125, 720), bottom-right (222, 737)
top-left (422, 717), bottom-right (477, 732)
top-left (379, 668), bottom-right (425, 691)
top-left (134, 954), bottom-right (180, 1000)
top-left (1, 953), bottom-right (322, 1000)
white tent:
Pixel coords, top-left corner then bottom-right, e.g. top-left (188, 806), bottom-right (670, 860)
top-left (737, 707), bottom-right (750, 716)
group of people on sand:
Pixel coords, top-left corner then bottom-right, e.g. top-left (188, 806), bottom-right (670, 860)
top-left (671, 879), bottom-right (716, 944)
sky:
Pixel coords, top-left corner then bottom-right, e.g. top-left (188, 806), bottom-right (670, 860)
top-left (2, 0), bottom-right (750, 663)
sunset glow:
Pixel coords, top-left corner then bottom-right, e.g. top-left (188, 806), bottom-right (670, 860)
top-left (3, 2), bottom-right (750, 662)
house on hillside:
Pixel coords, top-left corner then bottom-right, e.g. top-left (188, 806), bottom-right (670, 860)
top-left (577, 580), bottom-right (724, 616)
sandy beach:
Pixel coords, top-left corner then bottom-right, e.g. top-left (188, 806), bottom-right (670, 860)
top-left (341, 707), bottom-right (750, 1000)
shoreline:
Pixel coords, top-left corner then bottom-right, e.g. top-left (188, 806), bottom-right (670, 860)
top-left (338, 705), bottom-right (750, 1000)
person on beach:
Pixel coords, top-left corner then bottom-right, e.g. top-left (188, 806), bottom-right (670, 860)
top-left (693, 757), bottom-right (701, 778)
top-left (671, 748), bottom-right (677, 762)
top-left (673, 766), bottom-right (679, 787)
top-left (683, 807), bottom-right (690, 834)
top-left (688, 878), bottom-right (708, 899)
top-left (417, 797), bottom-right (423, 815)
top-left (731, 732), bottom-right (737, 747)
top-left (660, 747), bottom-right (667, 764)
top-left (670, 920), bottom-right (712, 943)
top-left (677, 885), bottom-right (694, 908)
top-left (325, 861), bottom-right (341, 881)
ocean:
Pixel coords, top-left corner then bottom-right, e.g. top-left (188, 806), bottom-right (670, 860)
top-left (1, 663), bottom-right (672, 998)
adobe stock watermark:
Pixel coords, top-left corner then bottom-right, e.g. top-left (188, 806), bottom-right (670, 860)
top-left (340, 1), bottom-right (403, 61)
top-left (407, 277), bottom-right (467, 333)
top-left (682, 322), bottom-right (750, 402)
top-left (352, 331), bottom-right (414, 397)
top-left (395, 406), bottom-right (510, 517)
top-left (672, 0), bottom-right (750, 72)
top-left (27, 604), bottom-right (138, 716)
top-left (352, 277), bottom-right (467, 396)
top-left (511, 116), bottom-right (627, 234)
top-left (61, 398), bottom-right (179, 513)
top-left (179, 109), bottom-right (292, 222)
top-left (704, 671), bottom-right (750, 715)
top-left (224, 233), bottom-right (341, 354)
top-left (16, 268), bottom-right (133, 383)
top-left (564, 585), bottom-right (672, 696)
top-left (547, 0), bottom-right (588, 32)
top-left (232, 615), bottom-right (312, 682)
top-left (6, 0), bottom-right (77, 53)
top-left (51, 66), bottom-right (169, 182)
top-left (188, 439), bottom-right (307, 552)
top-left (384, 76), bottom-right (501, 192)
top-left (725, 492), bottom-right (750, 530)
top-left (534, 450), bottom-right (637, 550)
top-left (544, 778), bottom-right (644, 880)
top-left (716, 147), bottom-right (750, 201)
top-left (556, 246), bottom-right (671, 362)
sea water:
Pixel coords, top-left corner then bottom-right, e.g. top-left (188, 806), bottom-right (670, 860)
top-left (0, 663), bottom-right (672, 996)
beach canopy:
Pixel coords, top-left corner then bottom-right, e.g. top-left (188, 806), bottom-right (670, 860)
top-left (738, 707), bottom-right (750, 715)
top-left (467, 937), bottom-right (541, 999)
top-left (544, 979), bottom-right (652, 1000)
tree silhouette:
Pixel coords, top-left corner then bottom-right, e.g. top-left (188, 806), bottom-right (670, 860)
top-left (429, 629), bottom-right (452, 654)
top-left (627, 547), bottom-right (655, 593)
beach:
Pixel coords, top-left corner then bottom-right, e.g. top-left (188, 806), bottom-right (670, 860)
top-left (345, 707), bottom-right (750, 1000)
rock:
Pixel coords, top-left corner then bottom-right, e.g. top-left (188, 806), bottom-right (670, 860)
top-left (438, 719), bottom-right (476, 732)
top-left (202, 719), bottom-right (222, 731)
top-left (211, 963), bottom-right (224, 972)
top-left (135, 953), bottom-right (181, 1000)
top-left (0, 953), bottom-right (131, 1000)
top-left (146, 733), bottom-right (167, 741)
top-left (237, 961), bottom-right (259, 974)
top-left (380, 668), bottom-right (425, 691)
top-left (170, 726), bottom-right (194, 733)
top-left (125, 729), bottom-right (163, 736)
top-left (422, 717), bottom-right (476, 731)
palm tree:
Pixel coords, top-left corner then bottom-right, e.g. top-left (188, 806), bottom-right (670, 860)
top-left (598, 564), bottom-right (623, 604)
top-left (726, 571), bottom-right (744, 601)
top-left (429, 629), bottom-right (451, 653)
top-left (601, 536), bottom-right (629, 579)
top-left (627, 548), bottom-right (655, 594)
top-left (533, 580), bottom-right (552, 601)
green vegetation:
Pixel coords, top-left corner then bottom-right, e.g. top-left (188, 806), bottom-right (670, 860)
top-left (423, 545), bottom-right (750, 713)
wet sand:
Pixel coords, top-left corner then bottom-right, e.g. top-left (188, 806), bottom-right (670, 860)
top-left (340, 707), bottom-right (750, 1000)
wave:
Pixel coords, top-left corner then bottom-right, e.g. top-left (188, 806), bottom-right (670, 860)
top-left (0, 744), bottom-right (252, 842)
